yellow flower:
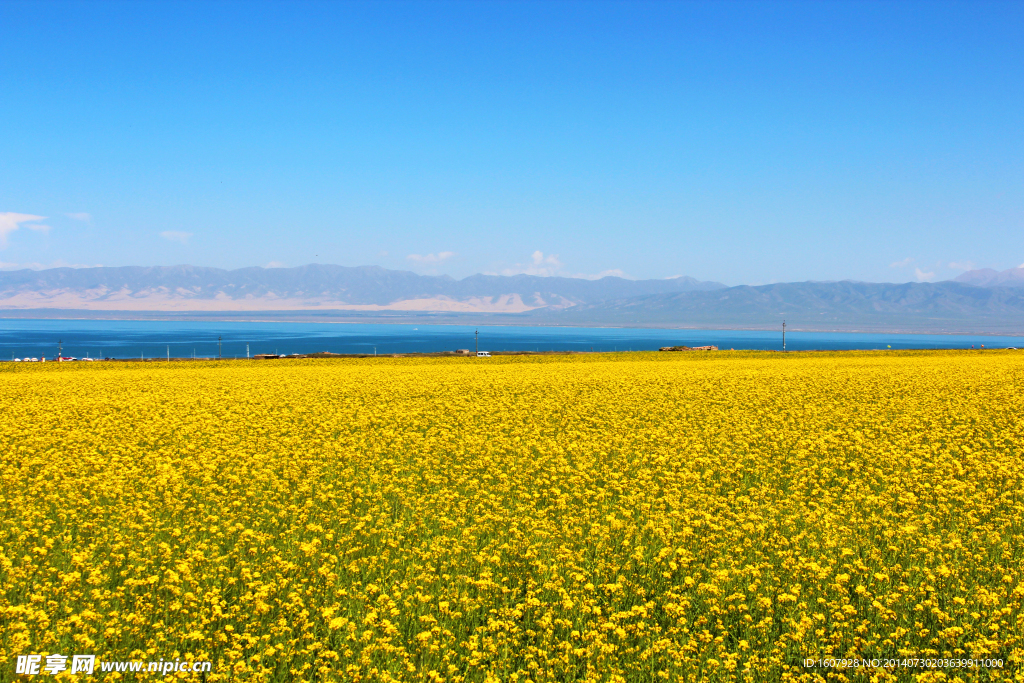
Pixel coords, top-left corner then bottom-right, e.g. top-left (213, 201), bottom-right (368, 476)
top-left (1, 349), bottom-right (1020, 680)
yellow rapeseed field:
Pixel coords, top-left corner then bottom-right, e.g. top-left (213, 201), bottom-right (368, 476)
top-left (1, 350), bottom-right (1022, 682)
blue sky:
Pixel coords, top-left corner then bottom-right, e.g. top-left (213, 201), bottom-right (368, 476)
top-left (1, 0), bottom-right (1021, 285)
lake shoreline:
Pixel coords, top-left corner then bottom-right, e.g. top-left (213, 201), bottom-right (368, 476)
top-left (2, 309), bottom-right (1024, 337)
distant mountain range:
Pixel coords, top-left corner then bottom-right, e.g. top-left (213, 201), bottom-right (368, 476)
top-left (0, 264), bottom-right (724, 312)
top-left (2, 264), bottom-right (1024, 334)
top-left (536, 280), bottom-right (1024, 333)
top-left (954, 266), bottom-right (1024, 288)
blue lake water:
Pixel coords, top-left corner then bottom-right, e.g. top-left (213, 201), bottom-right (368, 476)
top-left (0, 319), bottom-right (1021, 360)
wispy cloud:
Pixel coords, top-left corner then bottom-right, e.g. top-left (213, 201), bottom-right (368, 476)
top-left (407, 251), bottom-right (454, 263)
top-left (66, 212), bottom-right (92, 223)
top-left (497, 251), bottom-right (628, 279)
top-left (914, 267), bottom-right (936, 281)
top-left (501, 250), bottom-right (563, 276)
top-left (948, 261), bottom-right (975, 271)
top-left (265, 261), bottom-right (285, 268)
top-left (889, 257), bottom-right (913, 268)
top-left (160, 231), bottom-right (193, 245)
top-left (0, 212), bottom-right (48, 247)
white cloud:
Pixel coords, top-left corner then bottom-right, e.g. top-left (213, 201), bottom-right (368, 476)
top-left (0, 212), bottom-right (47, 247)
top-left (501, 250), bottom-right (563, 276)
top-left (265, 261), bottom-right (285, 268)
top-left (497, 251), bottom-right (628, 279)
top-left (948, 261), bottom-right (975, 271)
top-left (407, 251), bottom-right (454, 263)
top-left (533, 250), bottom-right (560, 268)
top-left (914, 267), bottom-right (936, 281)
top-left (890, 257), bottom-right (913, 268)
top-left (160, 231), bottom-right (193, 245)
top-left (1019, 262), bottom-right (1024, 269)
top-left (66, 212), bottom-right (92, 223)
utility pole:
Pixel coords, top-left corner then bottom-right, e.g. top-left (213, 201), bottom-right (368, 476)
top-left (218, 336), bottom-right (222, 360)
top-left (782, 320), bottom-right (786, 352)
top-left (167, 345), bottom-right (170, 361)
top-left (475, 329), bottom-right (479, 355)
top-left (246, 343), bottom-right (250, 359)
top-left (58, 339), bottom-right (62, 362)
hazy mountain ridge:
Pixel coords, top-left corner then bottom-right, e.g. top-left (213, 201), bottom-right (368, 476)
top-left (538, 280), bottom-right (1024, 333)
top-left (954, 266), bottom-right (1024, 288)
top-left (0, 264), bottom-right (725, 311)
top-left (3, 265), bottom-right (1024, 333)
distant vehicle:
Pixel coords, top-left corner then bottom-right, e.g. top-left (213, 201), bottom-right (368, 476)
top-left (476, 351), bottom-right (491, 358)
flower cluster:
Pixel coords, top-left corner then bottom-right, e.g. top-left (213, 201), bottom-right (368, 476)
top-left (1, 350), bottom-right (1021, 681)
